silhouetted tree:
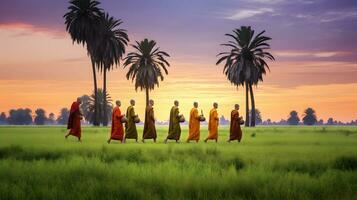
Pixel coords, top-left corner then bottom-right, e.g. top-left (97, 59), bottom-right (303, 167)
top-left (317, 119), bottom-right (324, 125)
top-left (327, 118), bottom-right (335, 125)
top-left (47, 113), bottom-right (56, 125)
top-left (249, 109), bottom-right (262, 125)
top-left (302, 108), bottom-right (317, 125)
top-left (57, 108), bottom-right (70, 125)
top-left (216, 26), bottom-right (274, 127)
top-left (0, 112), bottom-right (7, 125)
top-left (287, 110), bottom-right (300, 125)
top-left (7, 108), bottom-right (33, 125)
top-left (64, 0), bottom-right (104, 126)
top-left (88, 89), bottom-right (113, 125)
top-left (34, 109), bottom-right (47, 125)
top-left (95, 13), bottom-right (129, 126)
top-left (124, 38), bottom-right (170, 106)
top-left (80, 95), bottom-right (92, 123)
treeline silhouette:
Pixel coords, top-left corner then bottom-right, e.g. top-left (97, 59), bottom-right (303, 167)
top-left (0, 107), bottom-right (356, 126)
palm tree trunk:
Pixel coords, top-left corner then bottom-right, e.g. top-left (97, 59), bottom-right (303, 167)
top-left (103, 69), bottom-right (108, 126)
top-left (91, 57), bottom-right (99, 126)
top-left (245, 82), bottom-right (250, 127)
top-left (145, 88), bottom-right (149, 106)
top-left (249, 83), bottom-right (256, 127)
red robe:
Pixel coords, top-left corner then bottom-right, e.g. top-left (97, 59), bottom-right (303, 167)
top-left (67, 102), bottom-right (81, 138)
top-left (110, 107), bottom-right (124, 141)
top-left (229, 110), bottom-right (242, 141)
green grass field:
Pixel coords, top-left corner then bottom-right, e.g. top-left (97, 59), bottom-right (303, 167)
top-left (0, 126), bottom-right (357, 200)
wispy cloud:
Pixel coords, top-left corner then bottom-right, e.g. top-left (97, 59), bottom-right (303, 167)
top-left (0, 22), bottom-right (64, 38)
top-left (274, 50), bottom-right (351, 58)
top-left (225, 8), bottom-right (274, 20)
top-left (294, 10), bottom-right (357, 23)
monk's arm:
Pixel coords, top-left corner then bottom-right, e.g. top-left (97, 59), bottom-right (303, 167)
top-left (151, 110), bottom-right (155, 121)
top-left (215, 111), bottom-right (219, 121)
top-left (195, 110), bottom-right (201, 119)
top-left (175, 108), bottom-right (180, 119)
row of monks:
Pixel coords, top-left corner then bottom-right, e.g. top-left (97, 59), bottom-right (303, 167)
top-left (66, 98), bottom-right (243, 143)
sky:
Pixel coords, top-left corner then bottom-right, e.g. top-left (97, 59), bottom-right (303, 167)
top-left (0, 0), bottom-right (357, 122)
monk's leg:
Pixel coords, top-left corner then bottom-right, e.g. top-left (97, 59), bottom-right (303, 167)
top-left (107, 138), bottom-right (111, 144)
top-left (164, 138), bottom-right (168, 143)
top-left (65, 133), bottom-right (70, 139)
top-left (153, 138), bottom-right (156, 143)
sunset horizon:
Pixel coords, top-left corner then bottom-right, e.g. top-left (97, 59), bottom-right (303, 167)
top-left (1, 0), bottom-right (357, 123)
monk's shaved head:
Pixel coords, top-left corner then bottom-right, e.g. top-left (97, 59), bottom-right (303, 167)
top-left (174, 100), bottom-right (179, 106)
top-left (235, 104), bottom-right (240, 110)
top-left (77, 97), bottom-right (82, 104)
top-left (193, 102), bottom-right (198, 108)
top-left (149, 99), bottom-right (154, 106)
top-left (213, 102), bottom-right (218, 108)
top-left (116, 100), bottom-right (121, 106)
top-left (130, 99), bottom-right (135, 106)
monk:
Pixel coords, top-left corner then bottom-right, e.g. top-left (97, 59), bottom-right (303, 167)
top-left (107, 100), bottom-right (125, 144)
top-left (228, 104), bottom-right (243, 142)
top-left (165, 100), bottom-right (181, 143)
top-left (65, 97), bottom-right (83, 141)
top-left (142, 99), bottom-right (156, 143)
top-left (205, 102), bottom-right (219, 143)
top-left (187, 102), bottom-right (203, 143)
top-left (124, 99), bottom-right (138, 142)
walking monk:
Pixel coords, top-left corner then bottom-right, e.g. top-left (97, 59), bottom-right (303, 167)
top-left (187, 102), bottom-right (202, 143)
top-left (228, 104), bottom-right (243, 142)
top-left (143, 99), bottom-right (156, 143)
top-left (65, 97), bottom-right (82, 141)
top-left (205, 102), bottom-right (219, 143)
top-left (165, 100), bottom-right (181, 143)
top-left (124, 99), bottom-right (138, 142)
top-left (107, 100), bottom-right (125, 144)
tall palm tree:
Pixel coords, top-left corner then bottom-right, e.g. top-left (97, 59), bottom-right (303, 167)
top-left (95, 13), bottom-right (129, 126)
top-left (64, 0), bottom-right (103, 126)
top-left (124, 39), bottom-right (170, 106)
top-left (216, 26), bottom-right (274, 127)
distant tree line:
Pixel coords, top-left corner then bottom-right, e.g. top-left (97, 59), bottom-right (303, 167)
top-left (0, 106), bottom-right (356, 126)
top-left (0, 90), bottom-right (112, 125)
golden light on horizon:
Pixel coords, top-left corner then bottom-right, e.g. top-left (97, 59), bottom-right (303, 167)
top-left (1, 24), bottom-right (357, 122)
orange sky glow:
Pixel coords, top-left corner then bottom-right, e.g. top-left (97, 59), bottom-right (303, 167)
top-left (0, 23), bottom-right (356, 122)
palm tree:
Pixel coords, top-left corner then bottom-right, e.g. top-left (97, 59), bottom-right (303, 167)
top-left (95, 13), bottom-right (129, 126)
top-left (124, 39), bottom-right (170, 106)
top-left (216, 26), bottom-right (274, 127)
top-left (64, 0), bottom-right (103, 126)
top-left (88, 89), bottom-right (113, 125)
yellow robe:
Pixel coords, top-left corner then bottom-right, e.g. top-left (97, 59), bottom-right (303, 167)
top-left (207, 108), bottom-right (219, 140)
top-left (187, 108), bottom-right (200, 141)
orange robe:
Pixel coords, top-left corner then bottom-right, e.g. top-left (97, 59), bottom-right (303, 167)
top-left (187, 108), bottom-right (200, 141)
top-left (110, 106), bottom-right (124, 141)
top-left (230, 110), bottom-right (242, 141)
top-left (207, 108), bottom-right (219, 140)
top-left (67, 102), bottom-right (81, 138)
